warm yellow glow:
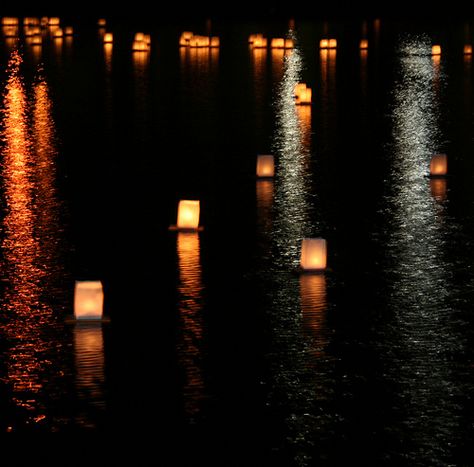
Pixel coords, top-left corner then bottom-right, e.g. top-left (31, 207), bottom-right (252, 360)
top-left (464, 44), bottom-right (472, 55)
top-left (300, 238), bottom-right (327, 271)
top-left (430, 153), bottom-right (447, 176)
top-left (3, 25), bottom-right (18, 37)
top-left (328, 39), bottom-right (337, 49)
top-left (177, 200), bottom-right (201, 230)
top-left (24, 26), bottom-right (41, 36)
top-left (98, 18), bottom-right (106, 27)
top-left (285, 38), bottom-right (294, 49)
top-left (182, 31), bottom-right (193, 40)
top-left (40, 17), bottom-right (49, 26)
top-left (432, 44), bottom-right (441, 55)
top-left (53, 28), bottom-right (63, 38)
top-left (30, 35), bottom-right (42, 46)
top-left (300, 273), bottom-right (327, 341)
top-left (430, 178), bottom-right (447, 201)
top-left (189, 35), bottom-right (210, 48)
top-left (64, 26), bottom-right (73, 36)
top-left (253, 36), bottom-right (267, 48)
top-left (135, 32), bottom-right (145, 42)
top-left (249, 33), bottom-right (257, 43)
top-left (294, 82), bottom-right (312, 105)
top-left (271, 38), bottom-right (285, 49)
top-left (103, 32), bottom-right (113, 43)
top-left (48, 17), bottom-right (60, 26)
top-left (2, 17), bottom-right (18, 26)
top-left (257, 155), bottom-right (275, 177)
top-left (360, 39), bottom-right (369, 50)
top-left (320, 38), bottom-right (329, 49)
top-left (23, 17), bottom-right (39, 25)
top-left (144, 34), bottom-right (151, 45)
top-left (74, 281), bottom-right (104, 320)
top-left (210, 36), bottom-right (220, 48)
top-left (132, 40), bottom-right (149, 52)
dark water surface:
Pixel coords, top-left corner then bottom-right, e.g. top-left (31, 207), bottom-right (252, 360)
top-left (1, 17), bottom-right (474, 465)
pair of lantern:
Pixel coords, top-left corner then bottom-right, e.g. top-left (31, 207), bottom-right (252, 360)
top-left (133, 32), bottom-right (151, 52)
top-left (320, 39), bottom-right (337, 49)
top-left (180, 32), bottom-right (220, 48)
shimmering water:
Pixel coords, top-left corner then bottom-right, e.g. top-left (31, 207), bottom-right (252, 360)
top-left (2, 17), bottom-right (474, 466)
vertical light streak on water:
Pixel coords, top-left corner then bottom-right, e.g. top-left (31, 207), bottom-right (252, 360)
top-left (380, 35), bottom-right (462, 464)
top-left (133, 50), bottom-right (150, 143)
top-left (319, 49), bottom-right (337, 139)
top-left (176, 232), bottom-right (205, 420)
top-left (73, 324), bottom-right (105, 428)
top-left (0, 51), bottom-right (69, 430)
top-left (259, 36), bottom-right (334, 466)
top-left (251, 46), bottom-right (268, 141)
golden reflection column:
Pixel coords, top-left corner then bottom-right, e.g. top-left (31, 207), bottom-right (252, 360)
top-left (176, 232), bottom-right (205, 418)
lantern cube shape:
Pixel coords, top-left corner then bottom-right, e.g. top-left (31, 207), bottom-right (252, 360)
top-left (295, 83), bottom-right (312, 105)
top-left (253, 36), bottom-right (267, 48)
top-left (53, 28), bottom-right (63, 38)
top-left (177, 200), bottom-right (200, 230)
top-left (320, 39), bottom-right (329, 49)
top-left (49, 17), bottom-right (60, 26)
top-left (464, 45), bottom-right (472, 55)
top-left (135, 32), bottom-right (145, 42)
top-left (98, 18), bottom-right (106, 27)
top-left (300, 238), bottom-right (327, 271)
top-left (271, 38), bottom-right (285, 49)
top-left (74, 281), bottom-right (104, 320)
top-left (257, 155), bottom-right (275, 178)
top-left (2, 17), bottom-right (18, 26)
top-left (430, 153), bottom-right (447, 177)
top-left (210, 37), bottom-right (220, 48)
top-left (285, 38), bottom-right (294, 49)
top-left (432, 45), bottom-right (441, 55)
top-left (103, 32), bottom-right (113, 43)
top-left (360, 39), bottom-right (368, 50)
top-left (64, 26), bottom-right (73, 36)
top-left (328, 39), bottom-right (337, 49)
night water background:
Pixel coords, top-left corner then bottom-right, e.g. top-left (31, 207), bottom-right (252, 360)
top-left (1, 16), bottom-right (474, 466)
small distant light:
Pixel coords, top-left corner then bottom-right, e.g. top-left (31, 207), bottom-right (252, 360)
top-left (257, 155), bottom-right (275, 178)
top-left (103, 32), bottom-right (113, 44)
top-left (429, 153), bottom-right (448, 177)
top-left (360, 39), bottom-right (368, 50)
top-left (432, 44), bottom-right (441, 55)
top-left (464, 44), bottom-right (472, 55)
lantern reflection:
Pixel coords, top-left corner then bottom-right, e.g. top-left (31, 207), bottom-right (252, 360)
top-left (176, 232), bottom-right (205, 417)
top-left (74, 323), bottom-right (106, 426)
top-left (300, 274), bottom-right (327, 356)
top-left (430, 178), bottom-right (447, 202)
top-left (256, 179), bottom-right (274, 237)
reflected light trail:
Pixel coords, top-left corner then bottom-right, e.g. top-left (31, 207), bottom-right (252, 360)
top-left (0, 51), bottom-right (69, 429)
top-left (382, 34), bottom-right (461, 464)
top-left (74, 324), bottom-right (105, 427)
top-left (176, 232), bottom-right (205, 418)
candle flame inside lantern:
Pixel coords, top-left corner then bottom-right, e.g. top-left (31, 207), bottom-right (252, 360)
top-left (430, 153), bottom-right (447, 176)
top-left (432, 45), bottom-right (441, 55)
top-left (256, 155), bottom-right (275, 177)
top-left (74, 281), bottom-right (104, 320)
top-left (177, 200), bottom-right (200, 230)
top-left (300, 238), bottom-right (327, 271)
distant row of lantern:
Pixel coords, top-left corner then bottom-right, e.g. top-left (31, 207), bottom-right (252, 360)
top-left (248, 34), bottom-right (294, 49)
top-left (432, 44), bottom-right (473, 55)
top-left (1, 16), bottom-right (73, 42)
top-left (319, 39), bottom-right (337, 49)
top-left (179, 31), bottom-right (220, 48)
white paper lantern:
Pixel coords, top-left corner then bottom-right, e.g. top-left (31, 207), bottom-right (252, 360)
top-left (300, 238), bottom-right (327, 271)
top-left (256, 155), bottom-right (275, 178)
top-left (74, 281), bottom-right (104, 320)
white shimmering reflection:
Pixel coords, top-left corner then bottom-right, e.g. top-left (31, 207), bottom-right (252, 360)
top-left (384, 35), bottom-right (459, 464)
top-left (176, 232), bottom-right (205, 419)
top-left (272, 41), bottom-right (316, 266)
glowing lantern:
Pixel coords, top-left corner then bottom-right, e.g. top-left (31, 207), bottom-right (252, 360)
top-left (257, 155), bottom-right (275, 178)
top-left (3, 26), bottom-right (18, 37)
top-left (74, 281), bottom-right (104, 320)
top-left (464, 45), bottom-right (472, 55)
top-left (182, 31), bottom-right (193, 40)
top-left (210, 36), bottom-right (220, 47)
top-left (24, 17), bottom-right (39, 26)
top-left (328, 39), bottom-right (337, 49)
top-left (432, 45), bottom-right (441, 55)
top-left (30, 35), bottom-right (42, 46)
top-left (285, 38), bottom-right (294, 49)
top-left (320, 39), bottom-right (329, 49)
top-left (135, 32), bottom-right (145, 42)
top-left (2, 17), bottom-right (18, 26)
top-left (53, 28), bottom-right (63, 38)
top-left (429, 153), bottom-right (447, 177)
top-left (248, 34), bottom-right (257, 44)
top-left (177, 200), bottom-right (201, 230)
top-left (144, 34), bottom-right (151, 45)
top-left (300, 238), bottom-right (327, 272)
top-left (271, 38), bottom-right (285, 49)
top-left (360, 39), bottom-right (368, 50)
top-left (254, 36), bottom-right (267, 48)
top-left (49, 17), bottom-right (60, 26)
top-left (103, 32), bottom-right (113, 43)
top-left (98, 18), bottom-right (106, 27)
top-left (64, 26), bottom-right (73, 36)
top-left (294, 83), bottom-right (312, 105)
top-left (132, 40), bottom-right (148, 52)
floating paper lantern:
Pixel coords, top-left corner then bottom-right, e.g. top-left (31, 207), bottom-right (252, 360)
top-left (132, 40), bottom-right (148, 52)
top-left (74, 281), bottom-right (104, 320)
top-left (464, 45), bottom-right (472, 55)
top-left (432, 45), bottom-right (441, 55)
top-left (271, 38), bottom-right (285, 49)
top-left (320, 39), bottom-right (329, 49)
top-left (253, 36), bottom-right (267, 48)
top-left (64, 26), bottom-right (73, 36)
top-left (430, 153), bottom-right (447, 177)
top-left (49, 17), bottom-right (60, 26)
top-left (24, 17), bottom-right (39, 26)
top-left (210, 36), bottom-right (220, 48)
top-left (40, 17), bottom-right (49, 27)
top-left (169, 200), bottom-right (203, 231)
top-left (30, 35), bottom-right (42, 46)
top-left (294, 83), bottom-right (312, 105)
top-left (53, 28), bottom-right (63, 38)
top-left (285, 38), bottom-right (294, 49)
top-left (98, 18), bottom-right (106, 27)
top-left (257, 155), bottom-right (275, 178)
top-left (135, 32), bottom-right (145, 42)
top-left (2, 17), bottom-right (18, 26)
top-left (3, 26), bottom-right (18, 37)
top-left (103, 32), bottom-right (113, 43)
top-left (360, 39), bottom-right (368, 50)
top-left (328, 39), bottom-right (337, 49)
top-left (300, 238), bottom-right (327, 272)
